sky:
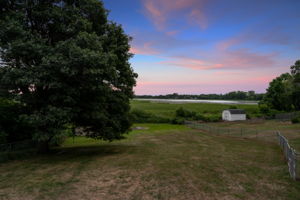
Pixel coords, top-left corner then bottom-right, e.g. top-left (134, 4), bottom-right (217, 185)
top-left (102, 0), bottom-right (300, 95)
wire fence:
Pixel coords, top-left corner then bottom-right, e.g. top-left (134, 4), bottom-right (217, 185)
top-left (275, 112), bottom-right (299, 121)
top-left (185, 121), bottom-right (276, 142)
top-left (0, 140), bottom-right (35, 152)
top-left (277, 132), bottom-right (300, 180)
top-left (186, 121), bottom-right (299, 180)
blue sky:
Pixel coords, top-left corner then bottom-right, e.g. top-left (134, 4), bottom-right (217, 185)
top-left (102, 0), bottom-right (300, 95)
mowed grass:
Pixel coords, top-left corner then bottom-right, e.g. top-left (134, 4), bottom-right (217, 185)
top-left (131, 100), bottom-right (260, 118)
top-left (204, 120), bottom-right (300, 151)
top-left (1, 124), bottom-right (300, 200)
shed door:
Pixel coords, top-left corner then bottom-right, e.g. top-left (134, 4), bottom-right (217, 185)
top-left (225, 112), bottom-right (229, 120)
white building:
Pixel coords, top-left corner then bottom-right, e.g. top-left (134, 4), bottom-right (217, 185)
top-left (222, 109), bottom-right (246, 121)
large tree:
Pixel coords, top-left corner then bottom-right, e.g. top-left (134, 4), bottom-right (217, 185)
top-left (263, 73), bottom-right (293, 111)
top-left (263, 60), bottom-right (300, 112)
top-left (0, 0), bottom-right (137, 152)
top-left (290, 60), bottom-right (300, 110)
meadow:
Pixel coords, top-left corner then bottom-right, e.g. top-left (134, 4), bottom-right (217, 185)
top-left (1, 124), bottom-right (300, 200)
top-left (131, 100), bottom-right (260, 119)
top-left (1, 101), bottom-right (300, 200)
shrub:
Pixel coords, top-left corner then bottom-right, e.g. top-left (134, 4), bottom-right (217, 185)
top-left (291, 117), bottom-right (300, 124)
top-left (175, 107), bottom-right (221, 122)
top-left (176, 107), bottom-right (197, 118)
top-left (259, 103), bottom-right (270, 115)
top-left (229, 105), bottom-right (238, 109)
top-left (171, 117), bottom-right (185, 125)
top-left (204, 115), bottom-right (222, 122)
top-left (130, 109), bottom-right (170, 123)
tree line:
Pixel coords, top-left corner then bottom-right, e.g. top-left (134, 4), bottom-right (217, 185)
top-left (136, 91), bottom-right (264, 101)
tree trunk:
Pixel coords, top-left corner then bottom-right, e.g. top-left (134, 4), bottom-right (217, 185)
top-left (37, 140), bottom-right (50, 154)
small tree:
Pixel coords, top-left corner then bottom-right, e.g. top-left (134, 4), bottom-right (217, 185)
top-left (0, 0), bottom-right (137, 152)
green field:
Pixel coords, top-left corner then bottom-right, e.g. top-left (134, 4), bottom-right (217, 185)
top-left (131, 100), bottom-right (300, 151)
top-left (1, 124), bottom-right (300, 200)
top-left (131, 100), bottom-right (260, 118)
top-left (1, 101), bottom-right (300, 199)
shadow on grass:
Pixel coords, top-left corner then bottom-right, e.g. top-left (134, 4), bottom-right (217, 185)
top-left (0, 144), bottom-right (138, 164)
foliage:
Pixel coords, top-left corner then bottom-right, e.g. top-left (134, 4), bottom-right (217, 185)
top-left (291, 117), bottom-right (300, 124)
top-left (263, 60), bottom-right (300, 112)
top-left (0, 98), bottom-right (32, 144)
top-left (0, 1), bottom-right (137, 151)
top-left (130, 109), bottom-right (170, 123)
top-left (291, 60), bottom-right (300, 110)
top-left (263, 73), bottom-right (293, 111)
top-left (174, 107), bottom-right (221, 122)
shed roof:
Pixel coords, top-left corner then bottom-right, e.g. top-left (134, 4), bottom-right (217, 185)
top-left (224, 109), bottom-right (246, 114)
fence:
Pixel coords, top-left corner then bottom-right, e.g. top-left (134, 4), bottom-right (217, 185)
top-left (186, 121), bottom-right (299, 180)
top-left (185, 121), bottom-right (276, 141)
top-left (0, 140), bottom-right (35, 152)
top-left (277, 132), bottom-right (300, 180)
top-left (275, 112), bottom-right (299, 121)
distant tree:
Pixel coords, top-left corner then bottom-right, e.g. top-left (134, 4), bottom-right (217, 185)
top-left (0, 0), bottom-right (137, 152)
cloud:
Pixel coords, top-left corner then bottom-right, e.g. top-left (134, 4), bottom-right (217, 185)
top-left (130, 42), bottom-right (159, 55)
top-left (221, 49), bottom-right (277, 69)
top-left (188, 9), bottom-right (207, 30)
top-left (156, 47), bottom-right (278, 71)
top-left (160, 57), bottom-right (223, 70)
top-left (142, 0), bottom-right (208, 30)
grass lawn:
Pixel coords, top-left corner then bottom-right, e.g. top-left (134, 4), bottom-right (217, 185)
top-left (203, 120), bottom-right (300, 151)
top-left (0, 124), bottom-right (299, 200)
top-left (131, 100), bottom-right (260, 118)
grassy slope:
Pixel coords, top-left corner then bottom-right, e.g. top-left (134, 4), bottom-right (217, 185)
top-left (131, 100), bottom-right (260, 118)
top-left (0, 124), bottom-right (299, 200)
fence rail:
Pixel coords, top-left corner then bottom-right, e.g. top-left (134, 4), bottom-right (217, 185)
top-left (186, 121), bottom-right (299, 180)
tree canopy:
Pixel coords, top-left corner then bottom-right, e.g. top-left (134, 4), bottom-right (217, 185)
top-left (0, 0), bottom-right (137, 151)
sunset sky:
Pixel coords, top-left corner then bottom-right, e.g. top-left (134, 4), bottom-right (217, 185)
top-left (102, 0), bottom-right (300, 95)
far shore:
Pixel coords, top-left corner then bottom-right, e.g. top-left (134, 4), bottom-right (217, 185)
top-left (134, 98), bottom-right (259, 105)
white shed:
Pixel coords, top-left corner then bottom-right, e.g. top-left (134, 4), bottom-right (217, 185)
top-left (222, 109), bottom-right (246, 121)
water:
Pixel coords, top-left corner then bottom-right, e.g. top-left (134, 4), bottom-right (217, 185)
top-left (134, 98), bottom-right (258, 105)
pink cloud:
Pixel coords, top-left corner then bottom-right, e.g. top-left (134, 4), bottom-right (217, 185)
top-left (143, 0), bottom-right (166, 30)
top-left (160, 57), bottom-right (223, 70)
top-left (222, 49), bottom-right (277, 69)
top-left (142, 0), bottom-right (208, 30)
top-left (188, 9), bottom-right (207, 30)
top-left (165, 30), bottom-right (179, 36)
top-left (130, 42), bottom-right (159, 55)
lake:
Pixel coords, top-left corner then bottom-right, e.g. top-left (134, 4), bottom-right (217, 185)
top-left (134, 98), bottom-right (258, 105)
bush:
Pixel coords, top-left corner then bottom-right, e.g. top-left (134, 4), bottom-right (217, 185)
top-left (204, 115), bottom-right (222, 122)
top-left (259, 103), bottom-right (270, 115)
top-left (291, 117), bottom-right (300, 124)
top-left (175, 107), bottom-right (221, 122)
top-left (229, 105), bottom-right (238, 109)
top-left (171, 117), bottom-right (185, 125)
top-left (130, 109), bottom-right (170, 123)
